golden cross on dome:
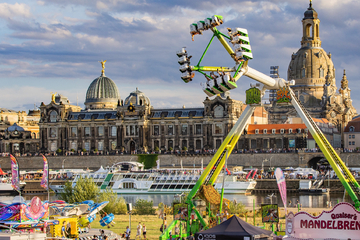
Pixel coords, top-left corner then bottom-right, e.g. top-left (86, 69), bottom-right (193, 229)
top-left (99, 60), bottom-right (107, 75)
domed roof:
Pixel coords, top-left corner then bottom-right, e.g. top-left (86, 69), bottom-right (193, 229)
top-left (85, 73), bottom-right (120, 103)
top-left (7, 123), bottom-right (24, 132)
top-left (124, 88), bottom-right (150, 107)
top-left (303, 2), bottom-right (318, 20)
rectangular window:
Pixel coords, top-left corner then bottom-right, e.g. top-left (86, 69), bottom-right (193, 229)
top-left (85, 127), bottom-right (90, 137)
top-left (98, 126), bottom-right (104, 137)
top-left (352, 141), bottom-right (355, 145)
top-left (111, 141), bottom-right (117, 150)
top-left (50, 142), bottom-right (57, 151)
top-left (168, 140), bottom-right (173, 149)
top-left (111, 126), bottom-right (117, 137)
top-left (168, 125), bottom-right (174, 135)
top-left (214, 123), bottom-right (223, 134)
top-left (196, 140), bottom-right (201, 149)
top-left (84, 142), bottom-right (90, 151)
top-left (71, 142), bottom-right (77, 150)
top-left (130, 126), bottom-right (135, 135)
top-left (71, 127), bottom-right (77, 137)
top-left (195, 124), bottom-right (202, 135)
top-left (50, 128), bottom-right (57, 138)
top-left (98, 141), bottom-right (104, 151)
top-left (349, 142), bottom-right (352, 145)
top-left (154, 125), bottom-right (160, 135)
top-left (352, 135), bottom-right (355, 138)
top-left (349, 135), bottom-right (352, 139)
top-left (182, 124), bottom-right (188, 135)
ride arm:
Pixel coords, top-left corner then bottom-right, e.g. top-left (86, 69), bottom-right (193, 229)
top-left (185, 105), bottom-right (256, 204)
top-left (289, 87), bottom-right (360, 208)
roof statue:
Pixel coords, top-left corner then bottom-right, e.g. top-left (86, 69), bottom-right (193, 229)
top-left (51, 92), bottom-right (57, 102)
top-left (99, 60), bottom-right (107, 76)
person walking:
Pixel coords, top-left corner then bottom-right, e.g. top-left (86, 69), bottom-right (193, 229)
top-left (136, 222), bottom-right (142, 239)
top-left (142, 223), bottom-right (147, 239)
top-left (125, 226), bottom-right (130, 240)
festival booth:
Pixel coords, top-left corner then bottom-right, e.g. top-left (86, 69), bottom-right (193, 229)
top-left (194, 215), bottom-right (273, 240)
top-left (284, 202), bottom-right (360, 240)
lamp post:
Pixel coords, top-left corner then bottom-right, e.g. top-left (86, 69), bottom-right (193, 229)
top-left (262, 159), bottom-right (268, 172)
top-left (269, 156), bottom-right (274, 169)
top-left (62, 159), bottom-right (66, 169)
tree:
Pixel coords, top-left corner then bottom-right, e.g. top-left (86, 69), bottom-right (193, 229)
top-left (60, 177), bottom-right (99, 203)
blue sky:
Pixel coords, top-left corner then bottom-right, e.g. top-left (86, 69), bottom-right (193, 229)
top-left (1, 0), bottom-right (360, 113)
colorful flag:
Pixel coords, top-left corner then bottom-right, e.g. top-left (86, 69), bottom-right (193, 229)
top-left (40, 154), bottom-right (49, 190)
top-left (246, 170), bottom-right (253, 180)
top-left (9, 154), bottom-right (20, 192)
top-left (275, 168), bottom-right (287, 212)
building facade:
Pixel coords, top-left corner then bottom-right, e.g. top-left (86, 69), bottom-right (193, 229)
top-left (38, 66), bottom-right (269, 154)
top-left (267, 2), bottom-right (357, 136)
top-left (0, 108), bottom-right (41, 154)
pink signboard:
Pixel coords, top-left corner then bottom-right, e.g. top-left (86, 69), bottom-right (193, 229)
top-left (285, 202), bottom-right (360, 239)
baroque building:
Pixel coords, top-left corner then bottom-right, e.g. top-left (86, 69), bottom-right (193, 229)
top-left (38, 63), bottom-right (267, 154)
top-left (268, 2), bottom-right (357, 134)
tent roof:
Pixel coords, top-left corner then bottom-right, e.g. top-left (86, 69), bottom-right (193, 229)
top-left (0, 168), bottom-right (5, 175)
top-left (195, 215), bottom-right (273, 239)
top-left (94, 166), bottom-right (108, 173)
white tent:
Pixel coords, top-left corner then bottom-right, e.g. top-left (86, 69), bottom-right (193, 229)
top-left (94, 166), bottom-right (107, 174)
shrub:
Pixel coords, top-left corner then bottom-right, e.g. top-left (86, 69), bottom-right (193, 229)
top-left (96, 189), bottom-right (127, 214)
top-left (228, 201), bottom-right (247, 215)
top-left (169, 147), bottom-right (173, 151)
top-left (82, 148), bottom-right (87, 152)
top-left (134, 199), bottom-right (156, 215)
top-left (70, 149), bottom-right (75, 152)
top-left (154, 146), bottom-right (159, 152)
top-left (182, 146), bottom-right (187, 151)
top-left (137, 154), bottom-right (158, 169)
top-left (94, 148), bottom-right (98, 152)
top-left (56, 148), bottom-right (62, 153)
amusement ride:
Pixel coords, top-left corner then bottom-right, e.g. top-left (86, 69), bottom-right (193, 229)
top-left (159, 14), bottom-right (360, 239)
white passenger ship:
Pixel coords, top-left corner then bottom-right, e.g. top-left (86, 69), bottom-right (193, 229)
top-left (51, 162), bottom-right (256, 194)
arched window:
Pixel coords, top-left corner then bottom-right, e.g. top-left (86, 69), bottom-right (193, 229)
top-left (319, 68), bottom-right (324, 78)
top-left (350, 126), bottom-right (355, 132)
top-left (50, 111), bottom-right (58, 122)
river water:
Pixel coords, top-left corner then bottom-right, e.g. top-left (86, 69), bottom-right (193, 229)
top-left (118, 192), bottom-right (350, 208)
top-left (0, 192), bottom-right (351, 208)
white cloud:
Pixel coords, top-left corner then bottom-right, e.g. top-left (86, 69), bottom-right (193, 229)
top-left (0, 3), bottom-right (31, 19)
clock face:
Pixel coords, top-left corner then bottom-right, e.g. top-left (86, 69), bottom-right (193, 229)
top-left (214, 105), bottom-right (224, 118)
top-left (14, 130), bottom-right (19, 135)
top-left (330, 111), bottom-right (336, 118)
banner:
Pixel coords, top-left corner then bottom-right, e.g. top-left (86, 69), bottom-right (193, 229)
top-left (286, 202), bottom-right (360, 239)
top-left (251, 168), bottom-right (258, 179)
top-left (40, 154), bottom-right (49, 190)
top-left (275, 168), bottom-right (287, 212)
top-left (10, 154), bottom-right (20, 192)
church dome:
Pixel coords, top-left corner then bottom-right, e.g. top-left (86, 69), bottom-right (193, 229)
top-left (84, 63), bottom-right (120, 110)
top-left (124, 88), bottom-right (150, 107)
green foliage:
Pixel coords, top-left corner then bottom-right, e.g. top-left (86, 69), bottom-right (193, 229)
top-left (94, 148), bottom-right (98, 152)
top-left (82, 148), bottom-right (87, 152)
top-left (96, 189), bottom-right (127, 214)
top-left (154, 146), bottom-right (159, 151)
top-left (137, 154), bottom-right (158, 169)
top-left (169, 147), bottom-right (173, 151)
top-left (134, 199), bottom-right (156, 215)
top-left (228, 201), bottom-right (247, 215)
top-left (56, 148), bottom-right (62, 153)
top-left (60, 177), bottom-right (127, 214)
top-left (60, 177), bottom-right (99, 203)
top-left (70, 149), bottom-right (75, 152)
top-left (182, 146), bottom-right (187, 151)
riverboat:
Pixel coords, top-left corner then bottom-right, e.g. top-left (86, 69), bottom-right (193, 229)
top-left (50, 162), bottom-right (257, 195)
top-left (0, 177), bottom-right (26, 195)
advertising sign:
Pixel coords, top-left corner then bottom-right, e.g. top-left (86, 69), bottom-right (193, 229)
top-left (261, 204), bottom-right (279, 222)
top-left (275, 168), bottom-right (287, 212)
top-left (286, 202), bottom-right (360, 239)
top-left (173, 203), bottom-right (188, 221)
